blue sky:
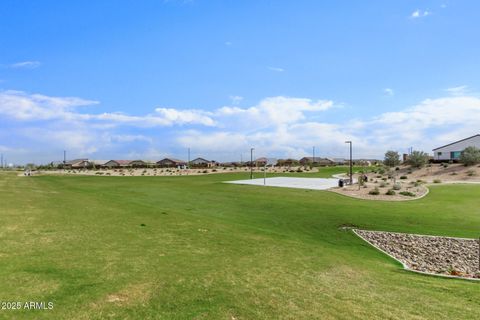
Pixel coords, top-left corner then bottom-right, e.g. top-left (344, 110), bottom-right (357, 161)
top-left (1, 0), bottom-right (480, 164)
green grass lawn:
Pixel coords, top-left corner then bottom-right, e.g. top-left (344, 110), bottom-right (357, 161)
top-left (0, 169), bottom-right (479, 319)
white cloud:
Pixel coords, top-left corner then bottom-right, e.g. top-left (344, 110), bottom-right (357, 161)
top-left (9, 61), bottom-right (41, 69)
top-left (0, 90), bottom-right (98, 121)
top-left (267, 66), bottom-right (285, 72)
top-left (411, 9), bottom-right (431, 18)
top-left (108, 134), bottom-right (153, 143)
top-left (217, 96), bottom-right (334, 128)
top-left (229, 95), bottom-right (243, 105)
top-left (0, 90), bottom-right (215, 127)
top-left (154, 107), bottom-right (215, 126)
top-left (175, 96), bottom-right (480, 160)
top-left (446, 85), bottom-right (468, 96)
top-left (384, 88), bottom-right (394, 96)
top-left (3, 89), bottom-right (480, 162)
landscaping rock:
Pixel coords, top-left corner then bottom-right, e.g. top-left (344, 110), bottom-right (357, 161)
top-left (355, 229), bottom-right (480, 279)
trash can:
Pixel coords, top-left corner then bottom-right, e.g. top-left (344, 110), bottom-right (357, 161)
top-left (338, 179), bottom-right (344, 187)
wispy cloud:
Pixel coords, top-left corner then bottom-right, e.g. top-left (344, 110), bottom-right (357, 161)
top-left (267, 66), bottom-right (285, 72)
top-left (383, 88), bottom-right (394, 96)
top-left (410, 9), bottom-right (431, 19)
top-left (9, 61), bottom-right (41, 69)
top-left (224, 41), bottom-right (233, 46)
top-left (446, 85), bottom-right (468, 96)
top-left (229, 95), bottom-right (243, 105)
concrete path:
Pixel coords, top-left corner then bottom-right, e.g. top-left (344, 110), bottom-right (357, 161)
top-left (225, 177), bottom-right (339, 190)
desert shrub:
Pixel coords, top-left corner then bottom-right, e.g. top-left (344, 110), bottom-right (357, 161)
top-left (450, 172), bottom-right (458, 176)
top-left (369, 187), bottom-right (380, 195)
top-left (395, 167), bottom-right (400, 171)
top-left (378, 168), bottom-right (386, 175)
top-left (296, 169), bottom-right (303, 172)
top-left (385, 189), bottom-right (396, 196)
top-left (289, 170), bottom-right (295, 173)
top-left (459, 146), bottom-right (480, 166)
top-left (399, 175), bottom-right (407, 179)
top-left (407, 150), bottom-right (429, 168)
top-left (202, 170), bottom-right (208, 173)
top-left (393, 183), bottom-right (402, 190)
top-left (467, 170), bottom-right (476, 176)
top-left (212, 169), bottom-right (217, 172)
top-left (379, 181), bottom-right (387, 188)
top-left (442, 163), bottom-right (449, 168)
top-left (381, 177), bottom-right (387, 181)
top-left (433, 179), bottom-right (442, 183)
top-left (399, 191), bottom-right (416, 197)
top-left (95, 172), bottom-right (104, 175)
top-left (384, 150), bottom-right (401, 167)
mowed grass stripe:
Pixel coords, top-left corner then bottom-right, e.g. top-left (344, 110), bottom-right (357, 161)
top-left (0, 172), bottom-right (478, 319)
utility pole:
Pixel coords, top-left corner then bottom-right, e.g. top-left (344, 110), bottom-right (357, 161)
top-left (188, 148), bottom-right (190, 168)
top-left (312, 146), bottom-right (315, 165)
top-left (250, 148), bottom-right (254, 179)
top-left (63, 150), bottom-right (66, 165)
top-left (345, 141), bottom-right (353, 185)
top-left (1, 153), bottom-right (3, 169)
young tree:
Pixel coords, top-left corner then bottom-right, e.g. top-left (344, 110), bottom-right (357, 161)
top-left (459, 146), bottom-right (480, 166)
top-left (384, 150), bottom-right (400, 167)
top-left (408, 151), bottom-right (429, 168)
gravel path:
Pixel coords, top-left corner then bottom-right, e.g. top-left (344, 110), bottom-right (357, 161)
top-left (355, 229), bottom-right (480, 279)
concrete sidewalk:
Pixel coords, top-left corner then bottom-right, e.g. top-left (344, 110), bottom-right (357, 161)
top-left (225, 177), bottom-right (339, 190)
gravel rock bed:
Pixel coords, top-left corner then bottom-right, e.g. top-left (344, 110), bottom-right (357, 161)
top-left (355, 229), bottom-right (480, 279)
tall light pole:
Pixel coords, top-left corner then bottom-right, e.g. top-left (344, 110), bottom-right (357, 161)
top-left (312, 146), bottom-right (315, 164)
top-left (188, 147), bottom-right (190, 168)
top-left (345, 141), bottom-right (352, 184)
top-left (1, 153), bottom-right (3, 169)
top-left (250, 148), bottom-right (254, 179)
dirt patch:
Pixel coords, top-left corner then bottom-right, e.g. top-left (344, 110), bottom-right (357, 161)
top-left (354, 229), bottom-right (480, 280)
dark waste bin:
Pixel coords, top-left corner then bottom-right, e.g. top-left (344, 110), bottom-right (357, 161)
top-left (338, 179), bottom-right (344, 187)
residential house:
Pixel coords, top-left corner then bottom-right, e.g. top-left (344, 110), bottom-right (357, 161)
top-left (103, 160), bottom-right (132, 168)
top-left (190, 157), bottom-right (217, 168)
top-left (157, 158), bottom-right (187, 168)
top-left (433, 134), bottom-right (480, 161)
top-left (64, 159), bottom-right (90, 169)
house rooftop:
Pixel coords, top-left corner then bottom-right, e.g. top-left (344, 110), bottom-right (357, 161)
top-left (432, 134), bottom-right (480, 151)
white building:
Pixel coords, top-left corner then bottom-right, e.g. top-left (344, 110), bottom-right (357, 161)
top-left (432, 134), bottom-right (480, 161)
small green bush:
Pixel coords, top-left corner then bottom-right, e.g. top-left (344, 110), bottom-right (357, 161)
top-left (399, 175), bottom-right (407, 179)
top-left (369, 187), bottom-right (380, 195)
top-left (467, 170), bottom-right (475, 176)
top-left (379, 181), bottom-right (387, 188)
top-left (433, 179), bottom-right (442, 183)
top-left (385, 189), bottom-right (396, 196)
top-left (400, 191), bottom-right (416, 197)
top-left (393, 183), bottom-right (402, 190)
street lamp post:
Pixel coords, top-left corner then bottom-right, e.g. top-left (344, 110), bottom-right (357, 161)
top-left (250, 148), bottom-right (254, 179)
top-left (345, 141), bottom-right (352, 184)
